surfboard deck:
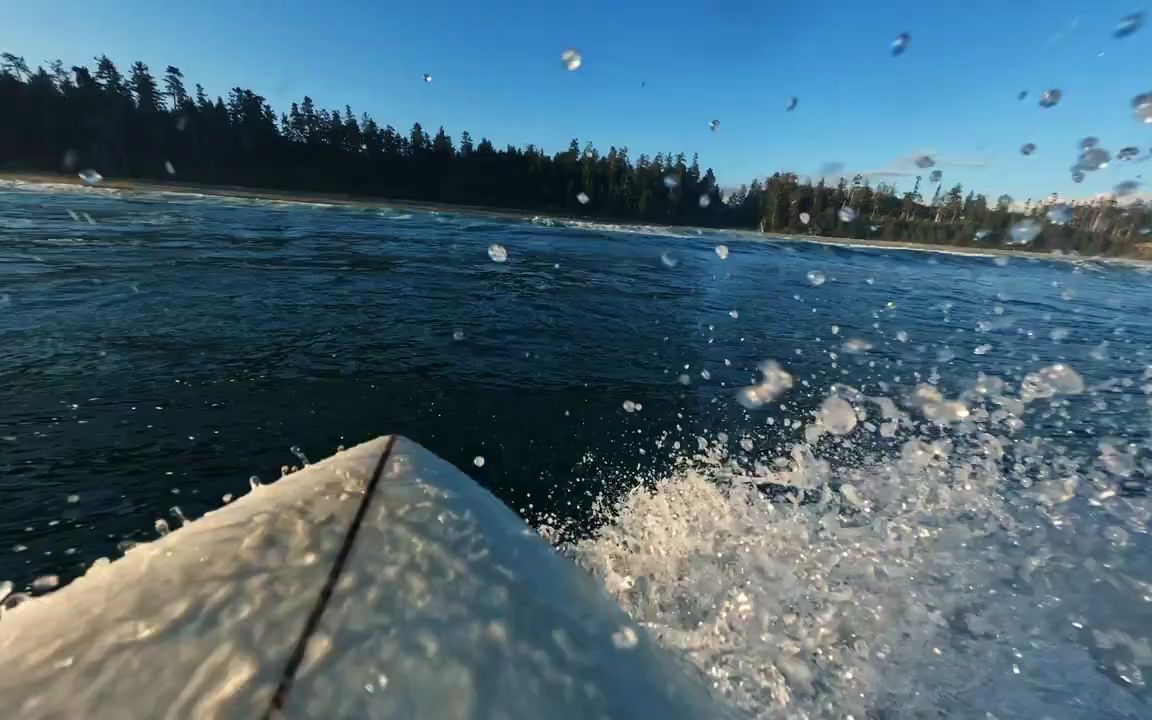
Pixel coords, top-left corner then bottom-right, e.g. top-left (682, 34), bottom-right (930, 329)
top-left (0, 436), bottom-right (723, 719)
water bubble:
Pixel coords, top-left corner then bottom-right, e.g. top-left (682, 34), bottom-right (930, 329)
top-left (869, 224), bottom-right (880, 232)
top-left (452, 329), bottom-right (465, 341)
top-left (1020, 364), bottom-right (1084, 402)
top-left (728, 309), bottom-right (739, 319)
top-left (422, 73), bottom-right (432, 83)
top-left (700, 369), bottom-right (711, 380)
top-left (1038, 89), bottom-right (1062, 108)
top-left (914, 155), bottom-right (937, 169)
top-left (78, 169), bottom-right (103, 186)
top-left (1080, 136), bottom-right (1099, 150)
top-left (487, 244), bottom-right (508, 263)
top-left (662, 174), bottom-right (679, 189)
top-left (1114, 12), bottom-right (1144, 38)
top-left (1117, 146), bottom-right (1140, 160)
top-left (890, 32), bottom-right (911, 56)
top-left (678, 373), bottom-right (692, 386)
top-left (838, 206), bottom-right (858, 222)
top-left (973, 344), bottom-right (992, 355)
top-left (249, 475), bottom-right (262, 490)
top-left (561, 49), bottom-right (583, 71)
top-left (896, 330), bottom-right (909, 342)
top-left (974, 230), bottom-right (992, 241)
top-left (1079, 147), bottom-right (1111, 170)
top-left (698, 194), bottom-right (711, 208)
top-left (1046, 203), bottom-right (1072, 225)
top-left (1131, 92), bottom-right (1152, 123)
top-left (622, 400), bottom-right (638, 413)
top-left (806, 270), bottom-right (826, 287)
top-left (1007, 219), bottom-right (1041, 245)
top-left (929, 169), bottom-right (943, 183)
top-left (473, 456), bottom-right (485, 468)
top-left (66, 494), bottom-right (79, 503)
top-left (1115, 180), bottom-right (1140, 197)
top-left (660, 251), bottom-right (679, 268)
top-left (32, 575), bottom-right (60, 591)
top-left (1020, 143), bottom-right (1037, 156)
top-left (842, 338), bottom-right (872, 354)
top-left (708, 119), bottom-right (720, 131)
top-left (786, 96), bottom-right (798, 111)
top-left (576, 192), bottom-right (589, 205)
top-left (714, 244), bottom-right (729, 259)
top-left (739, 438), bottom-right (754, 452)
top-left (155, 518), bottom-right (170, 537)
top-left (290, 445), bottom-right (310, 466)
top-left (164, 160), bottom-right (175, 175)
top-left (799, 212), bottom-right (811, 225)
top-left (819, 396), bottom-right (857, 435)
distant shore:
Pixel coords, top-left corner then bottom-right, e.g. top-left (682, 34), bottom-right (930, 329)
top-left (2, 172), bottom-right (1146, 266)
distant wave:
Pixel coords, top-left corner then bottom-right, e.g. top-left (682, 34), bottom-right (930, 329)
top-left (530, 216), bottom-right (700, 239)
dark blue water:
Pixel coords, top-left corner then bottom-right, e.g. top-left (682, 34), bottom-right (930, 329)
top-left (2, 182), bottom-right (1150, 585)
top-left (4, 182), bottom-right (1152, 717)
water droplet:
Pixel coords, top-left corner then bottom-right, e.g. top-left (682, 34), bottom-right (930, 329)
top-left (786, 96), bottom-right (798, 111)
top-left (622, 400), bottom-right (638, 413)
top-left (678, 373), bottom-right (692, 386)
top-left (708, 119), bottom-right (720, 131)
top-left (612, 626), bottom-right (639, 649)
top-left (32, 575), bottom-right (60, 591)
top-left (807, 270), bottom-right (826, 286)
top-left (154, 518), bottom-right (170, 536)
top-left (1017, 90), bottom-right (1028, 101)
top-left (728, 309), bottom-right (739, 319)
top-left (838, 207), bottom-right (857, 222)
top-left (78, 169), bottom-right (103, 186)
top-left (1072, 170), bottom-right (1085, 184)
top-left (1079, 147), bottom-right (1112, 170)
top-left (714, 244), bottom-right (729, 259)
top-left (222, 493), bottom-right (234, 503)
top-left (0, 580), bottom-right (10, 605)
top-left (928, 169), bottom-right (943, 183)
top-left (799, 212), bottom-right (811, 225)
top-left (736, 361), bottom-right (793, 409)
top-left (662, 174), bottom-right (679, 189)
top-left (819, 396), bottom-right (858, 435)
top-left (896, 330), bottom-right (909, 342)
top-left (842, 338), bottom-right (872, 353)
top-left (1115, 180), bottom-right (1140, 197)
top-left (576, 192), bottom-right (589, 205)
top-left (974, 344), bottom-right (992, 355)
top-left (698, 194), bottom-right (712, 208)
top-left (423, 73), bottom-right (432, 83)
top-left (1114, 12), bottom-right (1144, 38)
top-left (561, 48), bottom-right (583, 71)
top-left (1020, 143), bottom-right (1037, 155)
top-left (473, 456), bottom-right (485, 468)
top-left (249, 475), bottom-right (262, 490)
top-left (487, 244), bottom-right (508, 263)
top-left (163, 161), bottom-right (175, 175)
top-left (890, 32), bottom-right (911, 56)
top-left (1080, 136), bottom-right (1099, 150)
top-left (660, 251), bottom-right (679, 268)
top-left (1047, 203), bottom-right (1072, 225)
top-left (1131, 92), bottom-right (1152, 123)
top-left (1039, 89), bottom-right (1062, 108)
top-left (290, 445), bottom-right (310, 466)
top-left (915, 155), bottom-right (937, 169)
top-left (1007, 219), bottom-right (1041, 245)
top-left (700, 369), bottom-right (711, 380)
top-left (66, 494), bottom-right (79, 503)
top-left (452, 329), bottom-right (465, 341)
top-left (1117, 146), bottom-right (1140, 160)
top-left (975, 230), bottom-right (992, 240)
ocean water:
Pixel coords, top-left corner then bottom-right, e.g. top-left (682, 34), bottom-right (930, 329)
top-left (1, 182), bottom-right (1151, 718)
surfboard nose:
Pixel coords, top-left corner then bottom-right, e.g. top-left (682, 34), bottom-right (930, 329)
top-left (0, 436), bottom-right (725, 719)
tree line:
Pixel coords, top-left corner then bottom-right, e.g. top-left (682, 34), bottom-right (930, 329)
top-left (0, 51), bottom-right (1147, 257)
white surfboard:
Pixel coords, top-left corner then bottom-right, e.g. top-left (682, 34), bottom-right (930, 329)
top-left (0, 436), bottom-right (724, 719)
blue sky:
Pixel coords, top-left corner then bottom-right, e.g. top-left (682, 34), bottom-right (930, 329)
top-left (4, 0), bottom-right (1149, 201)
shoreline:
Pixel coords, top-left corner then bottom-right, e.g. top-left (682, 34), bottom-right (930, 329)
top-left (1, 172), bottom-right (1146, 266)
